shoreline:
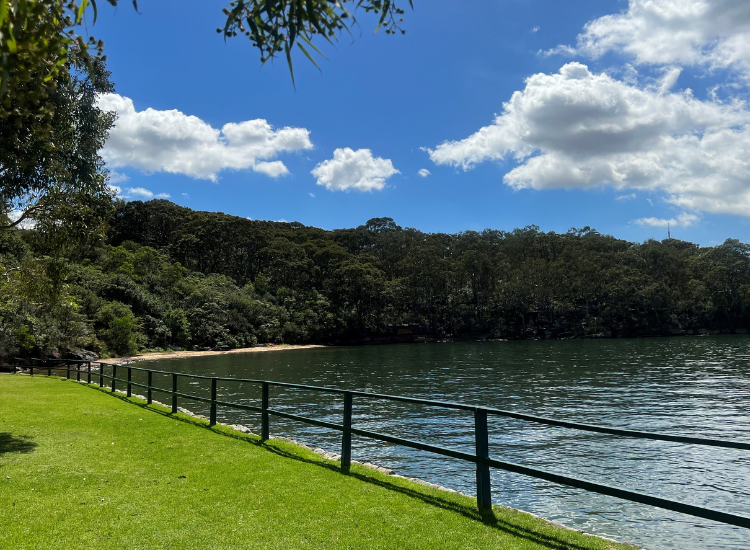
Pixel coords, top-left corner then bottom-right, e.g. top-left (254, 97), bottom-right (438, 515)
top-left (100, 344), bottom-right (327, 364)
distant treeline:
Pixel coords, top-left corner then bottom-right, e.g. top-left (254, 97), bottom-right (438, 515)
top-left (2, 199), bottom-right (749, 357)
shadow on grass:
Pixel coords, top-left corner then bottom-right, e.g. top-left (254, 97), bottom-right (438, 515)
top-left (0, 433), bottom-right (37, 456)
top-left (84, 383), bottom-right (606, 550)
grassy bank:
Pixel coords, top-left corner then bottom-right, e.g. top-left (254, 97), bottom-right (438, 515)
top-left (0, 374), bottom-right (635, 550)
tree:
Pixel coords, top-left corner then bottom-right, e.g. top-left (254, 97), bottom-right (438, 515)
top-left (0, 58), bottom-right (115, 237)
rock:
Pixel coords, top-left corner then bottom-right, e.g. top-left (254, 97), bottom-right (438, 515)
top-left (177, 407), bottom-right (206, 419)
top-left (225, 424), bottom-right (257, 435)
top-left (65, 349), bottom-right (100, 362)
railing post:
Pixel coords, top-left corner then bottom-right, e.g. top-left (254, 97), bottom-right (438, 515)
top-left (99, 363), bottom-right (104, 388)
top-left (76, 362), bottom-right (80, 382)
top-left (210, 378), bottom-right (217, 426)
top-left (87, 362), bottom-right (91, 384)
top-left (48, 361), bottom-right (51, 377)
top-left (147, 370), bottom-right (152, 404)
top-left (341, 392), bottom-right (353, 473)
top-left (171, 373), bottom-right (177, 413)
top-left (127, 367), bottom-right (132, 397)
top-left (111, 364), bottom-right (117, 393)
top-left (474, 408), bottom-right (492, 512)
top-left (30, 363), bottom-right (33, 376)
top-left (261, 382), bottom-right (269, 441)
top-left (66, 361), bottom-right (70, 380)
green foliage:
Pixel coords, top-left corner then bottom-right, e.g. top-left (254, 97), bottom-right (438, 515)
top-left (96, 301), bottom-right (138, 356)
top-left (0, 0), bottom-right (106, 119)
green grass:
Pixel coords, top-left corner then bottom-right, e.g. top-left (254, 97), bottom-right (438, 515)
top-left (0, 374), bottom-right (635, 550)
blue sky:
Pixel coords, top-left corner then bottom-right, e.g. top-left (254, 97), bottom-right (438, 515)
top-left (93, 0), bottom-right (750, 245)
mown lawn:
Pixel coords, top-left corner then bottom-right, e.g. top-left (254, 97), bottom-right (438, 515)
top-left (0, 374), bottom-right (635, 549)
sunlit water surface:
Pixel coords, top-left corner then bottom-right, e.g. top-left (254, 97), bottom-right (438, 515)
top-left (138, 336), bottom-right (750, 550)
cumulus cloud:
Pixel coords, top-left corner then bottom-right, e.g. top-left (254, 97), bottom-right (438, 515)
top-left (418, 168), bottom-right (431, 177)
top-left (311, 148), bottom-right (399, 192)
top-left (428, 62), bottom-right (750, 216)
top-left (634, 212), bottom-right (700, 228)
top-left (551, 0), bottom-right (750, 79)
top-left (98, 94), bottom-right (313, 181)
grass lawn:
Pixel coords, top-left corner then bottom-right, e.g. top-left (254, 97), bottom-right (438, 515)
top-left (0, 374), bottom-right (636, 549)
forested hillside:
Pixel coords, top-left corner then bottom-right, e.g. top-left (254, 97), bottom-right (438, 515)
top-left (2, 199), bottom-right (749, 358)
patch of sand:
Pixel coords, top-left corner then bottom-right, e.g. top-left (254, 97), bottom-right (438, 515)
top-left (100, 344), bottom-right (326, 364)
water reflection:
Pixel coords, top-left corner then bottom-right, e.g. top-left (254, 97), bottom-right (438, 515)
top-left (143, 336), bottom-right (750, 549)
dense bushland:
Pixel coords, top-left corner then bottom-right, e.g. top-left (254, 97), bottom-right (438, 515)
top-left (2, 199), bottom-right (749, 358)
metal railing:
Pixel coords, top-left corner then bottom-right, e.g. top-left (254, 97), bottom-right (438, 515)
top-left (11, 357), bottom-right (750, 529)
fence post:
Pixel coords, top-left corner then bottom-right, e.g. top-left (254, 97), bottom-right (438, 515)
top-left (66, 361), bottom-right (70, 380)
top-left (474, 408), bottom-right (492, 512)
top-left (261, 382), bottom-right (269, 441)
top-left (48, 361), bottom-right (52, 377)
top-left (76, 362), bottom-right (81, 382)
top-left (341, 392), bottom-right (353, 473)
top-left (30, 363), bottom-right (34, 377)
top-left (147, 370), bottom-right (152, 405)
top-left (99, 363), bottom-right (104, 388)
top-left (127, 367), bottom-right (132, 397)
top-left (111, 365), bottom-right (117, 393)
top-left (210, 378), bottom-right (217, 426)
top-left (87, 362), bottom-right (91, 384)
top-left (171, 373), bottom-right (178, 413)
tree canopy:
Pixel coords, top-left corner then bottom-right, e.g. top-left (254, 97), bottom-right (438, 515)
top-left (3, 200), bottom-right (749, 359)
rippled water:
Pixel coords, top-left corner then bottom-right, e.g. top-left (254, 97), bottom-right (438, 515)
top-left (138, 336), bottom-right (750, 550)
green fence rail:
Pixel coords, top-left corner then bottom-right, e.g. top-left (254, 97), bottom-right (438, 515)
top-left (11, 357), bottom-right (750, 529)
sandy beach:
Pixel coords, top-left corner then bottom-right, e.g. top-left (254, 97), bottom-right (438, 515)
top-left (100, 344), bottom-right (327, 364)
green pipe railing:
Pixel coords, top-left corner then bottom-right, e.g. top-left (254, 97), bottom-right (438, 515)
top-left (11, 357), bottom-right (750, 528)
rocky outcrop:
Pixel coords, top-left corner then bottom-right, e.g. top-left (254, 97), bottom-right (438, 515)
top-left (64, 349), bottom-right (100, 362)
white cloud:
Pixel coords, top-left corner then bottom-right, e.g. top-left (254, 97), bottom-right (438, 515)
top-left (616, 193), bottom-right (636, 201)
top-left (109, 186), bottom-right (170, 200)
top-left (98, 94), bottom-right (313, 181)
top-left (181, 192), bottom-right (190, 198)
top-left (309, 192), bottom-right (315, 198)
top-left (418, 168), bottom-right (431, 177)
top-left (634, 212), bottom-right (700, 228)
top-left (531, 26), bottom-right (540, 33)
top-left (311, 148), bottom-right (399, 192)
top-left (108, 170), bottom-right (130, 184)
top-left (428, 62), bottom-right (750, 216)
top-left (553, 0), bottom-right (750, 79)
top-left (253, 161), bottom-right (289, 178)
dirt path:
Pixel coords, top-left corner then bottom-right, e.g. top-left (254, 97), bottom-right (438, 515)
top-left (99, 344), bottom-right (327, 364)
